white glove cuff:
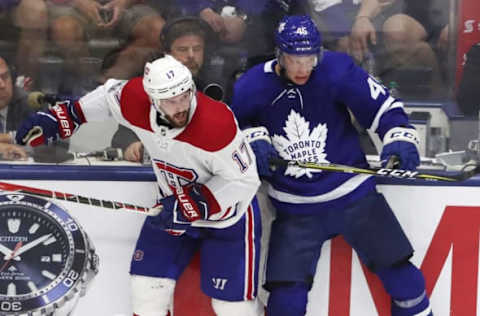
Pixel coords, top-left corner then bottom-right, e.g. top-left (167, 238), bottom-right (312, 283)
top-left (382, 127), bottom-right (420, 151)
top-left (243, 126), bottom-right (271, 144)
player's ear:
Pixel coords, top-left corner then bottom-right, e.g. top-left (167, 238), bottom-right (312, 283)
top-left (275, 48), bottom-right (284, 67)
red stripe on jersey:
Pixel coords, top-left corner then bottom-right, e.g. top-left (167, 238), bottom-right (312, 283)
top-left (120, 77), bottom-right (153, 132)
top-left (165, 229), bottom-right (185, 236)
top-left (154, 162), bottom-right (197, 182)
top-left (245, 205), bottom-right (255, 300)
top-left (175, 92), bottom-right (237, 152)
top-left (219, 206), bottom-right (233, 220)
top-left (73, 101), bottom-right (87, 123)
top-left (198, 184), bottom-right (221, 218)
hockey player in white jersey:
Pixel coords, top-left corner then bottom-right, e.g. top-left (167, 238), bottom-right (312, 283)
top-left (16, 54), bottom-right (263, 316)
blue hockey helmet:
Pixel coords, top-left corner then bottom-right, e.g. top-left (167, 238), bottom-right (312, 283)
top-left (275, 15), bottom-right (322, 55)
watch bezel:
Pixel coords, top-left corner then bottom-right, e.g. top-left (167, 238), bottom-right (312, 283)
top-left (0, 193), bottom-right (95, 316)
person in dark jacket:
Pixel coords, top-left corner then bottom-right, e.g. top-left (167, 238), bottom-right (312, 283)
top-left (0, 56), bottom-right (32, 159)
top-left (457, 42), bottom-right (480, 117)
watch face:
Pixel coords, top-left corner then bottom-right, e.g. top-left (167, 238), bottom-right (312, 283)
top-left (0, 193), bottom-right (90, 315)
top-left (0, 205), bottom-right (71, 296)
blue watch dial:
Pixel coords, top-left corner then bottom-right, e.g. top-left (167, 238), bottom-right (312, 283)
top-left (0, 204), bottom-right (70, 296)
top-left (0, 193), bottom-right (93, 315)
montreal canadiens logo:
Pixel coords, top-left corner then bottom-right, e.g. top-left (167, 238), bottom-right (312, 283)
top-left (153, 159), bottom-right (198, 187)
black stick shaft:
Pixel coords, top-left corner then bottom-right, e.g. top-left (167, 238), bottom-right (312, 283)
top-left (0, 181), bottom-right (149, 214)
top-left (269, 158), bottom-right (480, 182)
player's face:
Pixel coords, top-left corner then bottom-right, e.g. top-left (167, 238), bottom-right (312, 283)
top-left (170, 34), bottom-right (205, 77)
top-left (282, 53), bottom-right (316, 85)
top-left (160, 90), bottom-right (192, 128)
top-left (0, 59), bottom-right (13, 110)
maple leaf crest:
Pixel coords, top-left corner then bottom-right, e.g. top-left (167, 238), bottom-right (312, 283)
top-left (272, 110), bottom-right (329, 178)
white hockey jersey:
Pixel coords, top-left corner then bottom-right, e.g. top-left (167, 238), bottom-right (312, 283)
top-left (77, 77), bottom-right (261, 229)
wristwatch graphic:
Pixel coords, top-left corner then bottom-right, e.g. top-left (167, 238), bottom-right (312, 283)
top-left (0, 192), bottom-right (98, 316)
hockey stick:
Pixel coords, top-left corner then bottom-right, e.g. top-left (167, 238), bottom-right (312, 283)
top-left (270, 158), bottom-right (480, 182)
top-left (0, 181), bottom-right (151, 214)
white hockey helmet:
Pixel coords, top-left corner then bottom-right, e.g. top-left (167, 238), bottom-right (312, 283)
top-left (143, 54), bottom-right (195, 114)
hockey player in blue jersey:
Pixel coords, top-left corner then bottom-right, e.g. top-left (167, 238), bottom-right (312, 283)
top-left (231, 15), bottom-right (432, 316)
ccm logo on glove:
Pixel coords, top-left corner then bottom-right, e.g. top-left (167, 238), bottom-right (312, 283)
top-left (381, 127), bottom-right (420, 171)
top-left (383, 127), bottom-right (420, 147)
top-left (244, 126), bottom-right (270, 142)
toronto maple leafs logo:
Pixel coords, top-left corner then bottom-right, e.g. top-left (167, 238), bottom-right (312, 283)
top-left (272, 110), bottom-right (329, 178)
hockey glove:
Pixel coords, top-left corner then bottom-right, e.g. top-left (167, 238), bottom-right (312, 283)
top-left (147, 196), bottom-right (197, 237)
top-left (16, 102), bottom-right (83, 146)
top-left (380, 127), bottom-right (420, 171)
top-left (244, 126), bottom-right (280, 178)
top-left (146, 198), bottom-right (189, 235)
top-left (147, 183), bottom-right (220, 237)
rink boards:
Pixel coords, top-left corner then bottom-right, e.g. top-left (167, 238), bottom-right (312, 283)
top-left (0, 164), bottom-right (479, 316)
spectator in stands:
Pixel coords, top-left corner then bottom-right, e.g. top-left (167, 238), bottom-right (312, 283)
top-left (348, 0), bottom-right (396, 62)
top-left (175, 1), bottom-right (257, 44)
top-left (381, 0), bottom-right (449, 91)
top-left (111, 16), bottom-right (217, 162)
top-left (457, 42), bottom-right (480, 117)
top-left (311, 0), bottom-right (448, 96)
top-left (0, 56), bottom-right (32, 158)
top-left (307, 0), bottom-right (361, 53)
top-left (160, 16), bottom-right (215, 91)
top-left (0, 0), bottom-right (48, 88)
top-left (174, 0), bottom-right (300, 59)
top-left (306, 0), bottom-right (399, 62)
top-left (382, 0), bottom-right (448, 65)
top-left (48, 0), bottom-right (166, 94)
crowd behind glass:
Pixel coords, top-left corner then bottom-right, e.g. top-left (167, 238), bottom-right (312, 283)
top-left (0, 0), bottom-right (474, 162)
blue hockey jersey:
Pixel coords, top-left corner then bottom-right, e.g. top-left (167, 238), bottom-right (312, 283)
top-left (231, 51), bottom-right (410, 213)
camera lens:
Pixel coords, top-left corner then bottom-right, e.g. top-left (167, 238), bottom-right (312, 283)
top-left (203, 83), bottom-right (224, 101)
